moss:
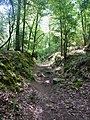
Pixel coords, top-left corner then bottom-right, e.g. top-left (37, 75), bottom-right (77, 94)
top-left (17, 75), bottom-right (24, 85)
top-left (2, 76), bottom-right (15, 86)
top-left (73, 79), bottom-right (83, 87)
top-left (0, 51), bottom-right (35, 92)
top-left (15, 85), bottom-right (20, 92)
top-left (0, 82), bottom-right (7, 91)
top-left (0, 62), bottom-right (6, 70)
top-left (3, 76), bottom-right (11, 85)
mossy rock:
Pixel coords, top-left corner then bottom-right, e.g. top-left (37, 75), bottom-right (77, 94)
top-left (0, 50), bottom-right (35, 92)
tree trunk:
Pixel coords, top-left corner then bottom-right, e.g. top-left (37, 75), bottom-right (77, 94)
top-left (28, 18), bottom-right (35, 50)
top-left (0, 0), bottom-right (14, 50)
top-left (7, 9), bottom-right (11, 50)
top-left (32, 12), bottom-right (39, 56)
top-left (64, 24), bottom-right (68, 65)
top-left (22, 0), bottom-right (27, 52)
top-left (15, 0), bottom-right (21, 51)
top-left (60, 19), bottom-right (63, 56)
top-left (81, 10), bottom-right (87, 46)
top-left (88, 25), bottom-right (90, 47)
top-left (48, 25), bottom-right (51, 53)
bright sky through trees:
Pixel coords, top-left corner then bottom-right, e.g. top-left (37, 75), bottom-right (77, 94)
top-left (0, 3), bottom-right (50, 34)
top-left (40, 16), bottom-right (50, 33)
top-left (0, 4), bottom-right (10, 13)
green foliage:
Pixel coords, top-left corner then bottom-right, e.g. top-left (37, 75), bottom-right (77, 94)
top-left (0, 0), bottom-right (90, 60)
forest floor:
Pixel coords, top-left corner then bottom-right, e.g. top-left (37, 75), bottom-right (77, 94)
top-left (0, 50), bottom-right (90, 120)
top-left (18, 62), bottom-right (90, 120)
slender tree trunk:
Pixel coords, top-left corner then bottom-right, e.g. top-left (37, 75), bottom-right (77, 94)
top-left (60, 19), bottom-right (63, 56)
top-left (0, 0), bottom-right (14, 50)
top-left (0, 33), bottom-right (12, 49)
top-left (32, 12), bottom-right (39, 56)
top-left (15, 0), bottom-right (21, 51)
top-left (7, 10), bottom-right (11, 50)
top-left (48, 24), bottom-right (51, 52)
top-left (81, 10), bottom-right (87, 46)
top-left (28, 18), bottom-right (35, 50)
top-left (22, 0), bottom-right (27, 52)
top-left (64, 24), bottom-right (68, 64)
top-left (88, 25), bottom-right (90, 47)
top-left (8, 0), bottom-right (15, 50)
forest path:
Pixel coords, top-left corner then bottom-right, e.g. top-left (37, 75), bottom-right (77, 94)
top-left (27, 62), bottom-right (89, 120)
top-left (30, 63), bottom-right (72, 120)
top-left (19, 62), bottom-right (90, 120)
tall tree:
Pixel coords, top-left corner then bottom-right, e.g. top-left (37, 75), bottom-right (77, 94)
top-left (78, 0), bottom-right (90, 46)
top-left (0, 0), bottom-right (15, 49)
top-left (32, 12), bottom-right (39, 56)
top-left (49, 0), bottom-right (76, 63)
top-left (22, 0), bottom-right (27, 52)
top-left (15, 0), bottom-right (21, 51)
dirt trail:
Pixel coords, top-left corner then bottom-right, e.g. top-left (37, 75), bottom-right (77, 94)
top-left (27, 63), bottom-right (90, 120)
top-left (30, 63), bottom-right (70, 120)
top-left (0, 51), bottom-right (90, 120)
